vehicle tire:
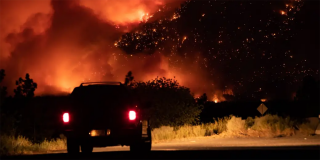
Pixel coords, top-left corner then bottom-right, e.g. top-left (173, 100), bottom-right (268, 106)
top-left (81, 142), bottom-right (93, 154)
top-left (130, 140), bottom-right (151, 152)
top-left (67, 138), bottom-right (80, 154)
top-left (142, 139), bottom-right (152, 151)
top-left (129, 142), bottom-right (140, 152)
top-left (130, 123), bottom-right (152, 152)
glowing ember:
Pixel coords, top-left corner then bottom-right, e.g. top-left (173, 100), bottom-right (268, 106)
top-left (213, 95), bottom-right (220, 103)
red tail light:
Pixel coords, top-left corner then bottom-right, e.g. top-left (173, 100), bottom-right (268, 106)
top-left (129, 111), bottom-right (136, 120)
top-left (63, 112), bottom-right (69, 123)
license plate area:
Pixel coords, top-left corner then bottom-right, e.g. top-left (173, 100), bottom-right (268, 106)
top-left (89, 129), bottom-right (111, 137)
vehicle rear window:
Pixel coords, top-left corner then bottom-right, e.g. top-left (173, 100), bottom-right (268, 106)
top-left (71, 85), bottom-right (130, 102)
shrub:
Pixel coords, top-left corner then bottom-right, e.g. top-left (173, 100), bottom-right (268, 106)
top-left (151, 125), bottom-right (207, 143)
top-left (226, 116), bottom-right (247, 136)
top-left (298, 123), bottom-right (315, 135)
top-left (249, 114), bottom-right (295, 137)
top-left (0, 135), bottom-right (33, 155)
top-left (131, 77), bottom-right (202, 128)
top-left (245, 117), bottom-right (255, 129)
top-left (212, 116), bottom-right (232, 134)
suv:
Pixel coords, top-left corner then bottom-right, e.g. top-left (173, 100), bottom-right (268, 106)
top-left (61, 82), bottom-right (152, 153)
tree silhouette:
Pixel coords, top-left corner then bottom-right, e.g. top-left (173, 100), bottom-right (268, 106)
top-left (0, 69), bottom-right (7, 106)
top-left (196, 93), bottom-right (207, 105)
top-left (127, 74), bottom-right (201, 128)
top-left (0, 69), bottom-right (5, 83)
top-left (124, 71), bottom-right (134, 86)
top-left (14, 73), bottom-right (37, 98)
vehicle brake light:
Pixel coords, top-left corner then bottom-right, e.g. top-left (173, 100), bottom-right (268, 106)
top-left (129, 111), bottom-right (136, 120)
top-left (63, 113), bottom-right (69, 123)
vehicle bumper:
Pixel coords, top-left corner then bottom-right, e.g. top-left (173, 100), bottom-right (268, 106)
top-left (63, 128), bottom-right (148, 147)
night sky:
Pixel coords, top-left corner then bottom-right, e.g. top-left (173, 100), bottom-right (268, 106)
top-left (115, 0), bottom-right (319, 100)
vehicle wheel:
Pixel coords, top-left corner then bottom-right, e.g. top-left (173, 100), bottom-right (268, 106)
top-left (130, 140), bottom-right (151, 152)
top-left (141, 140), bottom-right (152, 151)
top-left (129, 143), bottom-right (139, 152)
top-left (81, 142), bottom-right (93, 154)
top-left (67, 138), bottom-right (80, 154)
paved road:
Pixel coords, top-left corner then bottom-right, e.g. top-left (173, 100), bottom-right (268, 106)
top-left (51, 135), bottom-right (320, 152)
top-left (2, 136), bottom-right (320, 160)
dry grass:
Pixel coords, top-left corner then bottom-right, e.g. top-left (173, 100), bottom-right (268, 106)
top-left (225, 116), bottom-right (247, 137)
top-left (248, 115), bottom-right (296, 137)
top-left (0, 135), bottom-right (66, 156)
top-left (298, 123), bottom-right (316, 135)
top-left (151, 116), bottom-right (234, 143)
top-left (151, 125), bottom-right (207, 143)
top-left (151, 114), bottom-right (316, 142)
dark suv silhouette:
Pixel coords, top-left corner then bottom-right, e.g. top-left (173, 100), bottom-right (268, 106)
top-left (61, 82), bottom-right (152, 153)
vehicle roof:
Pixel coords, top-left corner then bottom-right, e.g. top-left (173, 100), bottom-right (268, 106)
top-left (71, 82), bottom-right (128, 96)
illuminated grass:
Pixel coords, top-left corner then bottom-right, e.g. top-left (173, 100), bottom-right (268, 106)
top-left (0, 135), bottom-right (66, 156)
top-left (151, 114), bottom-right (316, 143)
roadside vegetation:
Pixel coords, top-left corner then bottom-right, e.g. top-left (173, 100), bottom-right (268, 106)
top-left (0, 135), bottom-right (66, 156)
top-left (152, 114), bottom-right (316, 143)
top-left (2, 114), bottom-right (315, 155)
top-left (0, 70), bottom-right (318, 155)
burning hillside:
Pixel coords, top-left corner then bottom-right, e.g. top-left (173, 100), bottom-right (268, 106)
top-left (1, 0), bottom-right (311, 101)
top-left (0, 0), bottom-right (221, 100)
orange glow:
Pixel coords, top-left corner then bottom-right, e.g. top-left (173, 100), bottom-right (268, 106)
top-left (280, 10), bottom-right (286, 15)
top-left (0, 0), bottom-right (219, 100)
top-left (182, 36), bottom-right (187, 43)
top-left (79, 0), bottom-right (163, 25)
top-left (89, 130), bottom-right (97, 136)
top-left (213, 95), bottom-right (219, 103)
top-left (223, 89), bottom-right (234, 95)
top-left (261, 99), bottom-right (267, 102)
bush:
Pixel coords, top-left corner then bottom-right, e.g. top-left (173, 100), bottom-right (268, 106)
top-left (151, 114), bottom-right (316, 142)
top-left (226, 116), bottom-right (246, 136)
top-left (298, 123), bottom-right (315, 135)
top-left (0, 135), bottom-right (33, 155)
top-left (131, 77), bottom-right (202, 128)
top-left (212, 116), bottom-right (232, 134)
top-left (245, 117), bottom-right (255, 129)
top-left (151, 125), bottom-right (207, 143)
top-left (249, 114), bottom-right (296, 137)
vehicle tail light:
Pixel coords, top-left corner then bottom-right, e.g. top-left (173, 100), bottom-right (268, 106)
top-left (63, 112), bottom-right (69, 123)
top-left (129, 110), bottom-right (136, 120)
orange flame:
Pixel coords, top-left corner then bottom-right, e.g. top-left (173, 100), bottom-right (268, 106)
top-left (0, 0), bottom-right (217, 98)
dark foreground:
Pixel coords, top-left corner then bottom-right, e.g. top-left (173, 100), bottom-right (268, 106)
top-left (0, 136), bottom-right (320, 160)
top-left (1, 146), bottom-right (319, 160)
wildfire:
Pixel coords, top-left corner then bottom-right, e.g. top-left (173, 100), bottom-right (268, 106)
top-left (140, 12), bottom-right (153, 23)
top-left (79, 0), bottom-right (162, 25)
top-left (171, 13), bottom-right (180, 21)
top-left (213, 94), bottom-right (219, 103)
top-left (182, 36), bottom-right (187, 44)
top-left (280, 10), bottom-right (286, 15)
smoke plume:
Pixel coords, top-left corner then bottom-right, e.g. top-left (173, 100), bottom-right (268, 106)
top-left (0, 0), bottom-right (222, 100)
